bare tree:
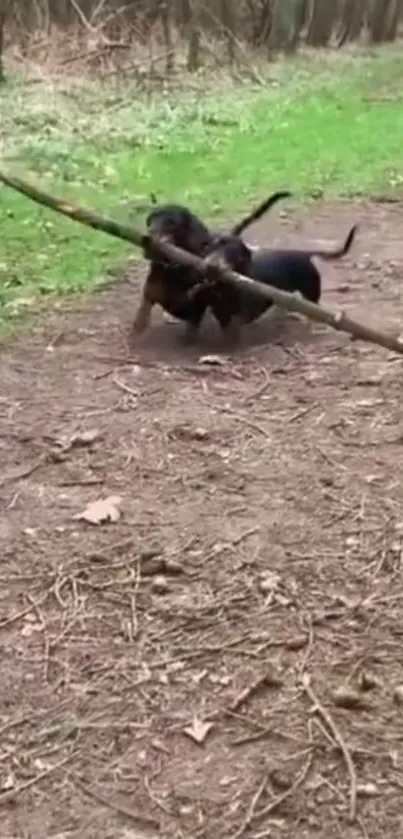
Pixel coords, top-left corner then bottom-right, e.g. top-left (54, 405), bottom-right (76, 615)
top-left (3, 0), bottom-right (402, 70)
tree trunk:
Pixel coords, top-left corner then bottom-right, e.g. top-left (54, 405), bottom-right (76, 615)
top-left (337, 0), bottom-right (365, 46)
top-left (306, 0), bottom-right (338, 46)
top-left (367, 0), bottom-right (400, 42)
top-left (0, 7), bottom-right (6, 84)
top-left (382, 0), bottom-right (403, 40)
top-left (175, 0), bottom-right (191, 33)
top-left (269, 0), bottom-right (306, 50)
top-left (219, 0), bottom-right (236, 63)
top-left (160, 2), bottom-right (174, 73)
top-left (187, 0), bottom-right (201, 71)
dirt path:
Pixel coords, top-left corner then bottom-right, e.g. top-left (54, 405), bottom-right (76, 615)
top-left (1, 200), bottom-right (403, 839)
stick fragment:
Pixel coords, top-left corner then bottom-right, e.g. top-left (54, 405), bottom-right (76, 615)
top-left (302, 673), bottom-right (357, 822)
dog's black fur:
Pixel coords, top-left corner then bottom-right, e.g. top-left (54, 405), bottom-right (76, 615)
top-left (132, 191), bottom-right (292, 341)
top-left (201, 225), bottom-right (357, 334)
top-left (144, 204), bottom-right (212, 260)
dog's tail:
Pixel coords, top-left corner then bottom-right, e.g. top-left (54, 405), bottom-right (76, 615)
top-left (230, 191), bottom-right (292, 237)
top-left (310, 224), bottom-right (358, 261)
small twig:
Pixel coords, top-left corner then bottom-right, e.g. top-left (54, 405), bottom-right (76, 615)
top-left (231, 526), bottom-right (260, 546)
top-left (288, 405), bottom-right (315, 424)
top-left (231, 774), bottom-right (269, 839)
top-left (144, 774), bottom-right (174, 815)
top-left (242, 369), bottom-right (272, 404)
top-left (74, 774), bottom-right (160, 828)
top-left (128, 561), bottom-right (141, 640)
top-left (0, 453), bottom-right (48, 487)
top-left (0, 753), bottom-right (74, 804)
top-left (229, 672), bottom-right (283, 713)
top-left (302, 673), bottom-right (357, 822)
top-left (112, 377), bottom-right (138, 398)
top-left (0, 590), bottom-right (50, 630)
top-left (298, 614), bottom-right (314, 673)
top-left (254, 748), bottom-right (313, 820)
top-left (25, 592), bottom-right (50, 682)
top-left (219, 407), bottom-right (271, 441)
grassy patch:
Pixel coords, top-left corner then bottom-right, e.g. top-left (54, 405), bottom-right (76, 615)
top-left (1, 44), bottom-right (403, 328)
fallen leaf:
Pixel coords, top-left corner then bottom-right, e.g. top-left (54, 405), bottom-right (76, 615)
top-left (259, 571), bottom-right (281, 594)
top-left (358, 670), bottom-right (382, 692)
top-left (151, 575), bottom-right (169, 594)
top-left (1, 771), bottom-right (15, 791)
top-left (331, 686), bottom-right (369, 710)
top-left (357, 782), bottom-right (380, 798)
top-left (69, 428), bottom-right (101, 447)
top-left (21, 621), bottom-right (43, 638)
top-left (52, 428), bottom-right (101, 452)
top-left (393, 685), bottom-right (403, 705)
top-left (183, 716), bottom-right (214, 745)
top-left (75, 495), bottom-right (122, 525)
top-left (199, 354), bottom-right (226, 366)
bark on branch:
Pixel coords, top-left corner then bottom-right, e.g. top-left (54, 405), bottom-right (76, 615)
top-left (1, 168), bottom-right (403, 358)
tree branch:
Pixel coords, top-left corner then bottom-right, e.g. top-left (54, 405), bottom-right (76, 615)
top-left (1, 168), bottom-right (403, 358)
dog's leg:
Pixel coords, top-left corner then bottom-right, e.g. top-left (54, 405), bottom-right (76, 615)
top-left (132, 294), bottom-right (153, 336)
top-left (182, 320), bottom-right (201, 345)
top-left (221, 313), bottom-right (243, 347)
top-left (264, 302), bottom-right (283, 321)
top-left (180, 303), bottom-right (208, 345)
top-left (131, 267), bottom-right (163, 339)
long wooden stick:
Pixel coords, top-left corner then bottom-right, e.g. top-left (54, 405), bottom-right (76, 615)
top-left (1, 168), bottom-right (403, 357)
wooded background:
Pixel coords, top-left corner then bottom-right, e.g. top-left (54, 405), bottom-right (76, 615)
top-left (0, 0), bottom-right (402, 76)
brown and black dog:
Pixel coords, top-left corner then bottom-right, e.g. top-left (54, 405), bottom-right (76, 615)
top-left (198, 224), bottom-right (358, 343)
top-left (131, 191), bottom-right (292, 343)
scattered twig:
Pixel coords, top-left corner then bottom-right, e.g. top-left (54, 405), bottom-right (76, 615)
top-left (0, 453), bottom-right (48, 488)
top-left (0, 752), bottom-right (74, 804)
top-left (229, 672), bottom-right (283, 713)
top-left (298, 614), bottom-right (314, 673)
top-left (254, 748), bottom-right (313, 820)
top-left (302, 673), bottom-right (357, 822)
top-left (231, 773), bottom-right (269, 839)
top-left (219, 406), bottom-right (272, 441)
top-left (233, 747), bottom-right (313, 838)
top-left (242, 369), bottom-right (272, 404)
top-left (0, 589), bottom-right (50, 630)
top-left (112, 377), bottom-right (138, 398)
top-left (288, 405), bottom-right (315, 424)
top-left (74, 773), bottom-right (160, 828)
top-left (128, 562), bottom-right (141, 640)
top-left (231, 526), bottom-right (260, 546)
top-left (1, 170), bottom-right (403, 358)
top-left (25, 592), bottom-right (51, 683)
top-left (144, 773), bottom-right (174, 815)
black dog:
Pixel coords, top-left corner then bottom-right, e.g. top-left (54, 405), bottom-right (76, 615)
top-left (200, 225), bottom-right (357, 342)
top-left (131, 191), bottom-right (292, 342)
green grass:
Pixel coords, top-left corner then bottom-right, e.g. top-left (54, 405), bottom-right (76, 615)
top-left (1, 44), bottom-right (403, 329)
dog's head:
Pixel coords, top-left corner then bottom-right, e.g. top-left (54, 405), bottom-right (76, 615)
top-left (146, 204), bottom-right (212, 255)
